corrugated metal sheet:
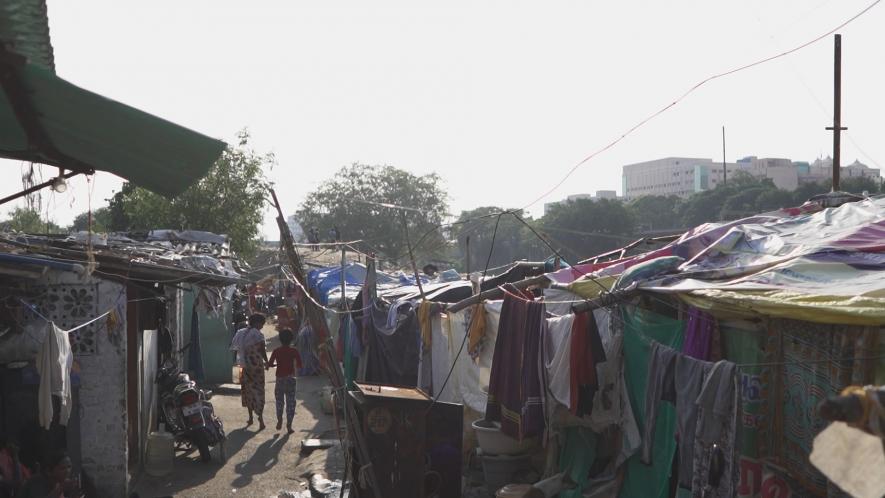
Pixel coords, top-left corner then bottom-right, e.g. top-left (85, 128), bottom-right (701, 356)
top-left (0, 0), bottom-right (54, 71)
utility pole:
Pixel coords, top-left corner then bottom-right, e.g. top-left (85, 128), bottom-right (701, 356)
top-left (399, 211), bottom-right (426, 300)
top-left (826, 34), bottom-right (847, 191)
top-left (465, 235), bottom-right (471, 276)
top-left (721, 126), bottom-right (727, 186)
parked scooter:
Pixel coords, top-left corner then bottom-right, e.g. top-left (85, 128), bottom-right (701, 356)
top-left (156, 359), bottom-right (225, 462)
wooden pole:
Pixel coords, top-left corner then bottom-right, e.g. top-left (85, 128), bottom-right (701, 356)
top-left (339, 245), bottom-right (347, 310)
top-left (447, 274), bottom-right (549, 313)
top-left (400, 211), bottom-right (426, 300)
top-left (722, 126), bottom-right (727, 186)
top-left (268, 188), bottom-right (382, 496)
top-left (268, 189), bottom-right (330, 343)
top-left (826, 34), bottom-right (847, 191)
top-left (465, 235), bottom-right (471, 277)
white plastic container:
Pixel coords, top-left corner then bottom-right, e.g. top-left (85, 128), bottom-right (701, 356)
top-left (471, 419), bottom-right (537, 456)
top-left (145, 424), bottom-right (174, 477)
top-left (232, 365), bottom-right (242, 384)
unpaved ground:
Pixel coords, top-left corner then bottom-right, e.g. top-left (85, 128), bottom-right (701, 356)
top-left (133, 326), bottom-right (344, 498)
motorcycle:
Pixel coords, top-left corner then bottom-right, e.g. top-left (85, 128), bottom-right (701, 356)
top-left (156, 359), bottom-right (226, 462)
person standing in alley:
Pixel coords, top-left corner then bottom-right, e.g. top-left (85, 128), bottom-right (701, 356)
top-left (231, 313), bottom-right (268, 430)
top-left (266, 328), bottom-right (302, 433)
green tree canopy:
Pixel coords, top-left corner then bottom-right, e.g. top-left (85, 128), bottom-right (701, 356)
top-left (69, 207), bottom-right (112, 233)
top-left (450, 207), bottom-right (545, 272)
top-left (107, 131), bottom-right (273, 258)
top-left (296, 163), bottom-right (449, 263)
top-left (627, 195), bottom-right (683, 232)
top-left (539, 198), bottom-right (635, 262)
top-left (0, 207), bottom-right (62, 234)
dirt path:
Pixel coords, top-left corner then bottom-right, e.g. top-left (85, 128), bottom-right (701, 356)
top-left (133, 326), bottom-right (344, 498)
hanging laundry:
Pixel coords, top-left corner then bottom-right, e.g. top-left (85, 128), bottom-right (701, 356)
top-left (569, 310), bottom-right (606, 418)
top-left (691, 360), bottom-right (739, 498)
top-left (417, 300), bottom-right (433, 351)
top-left (466, 303), bottom-right (486, 360)
top-left (586, 309), bottom-right (623, 431)
top-left (366, 302), bottom-right (419, 387)
top-left (36, 323), bottom-right (73, 430)
top-left (485, 285), bottom-right (545, 441)
top-left (543, 314), bottom-right (574, 409)
top-left (682, 307), bottom-right (714, 360)
top-left (642, 341), bottom-right (713, 490)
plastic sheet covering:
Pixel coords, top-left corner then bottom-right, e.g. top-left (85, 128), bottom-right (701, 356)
top-left (565, 274), bottom-right (618, 301)
top-left (571, 198), bottom-right (885, 325)
top-left (619, 305), bottom-right (684, 498)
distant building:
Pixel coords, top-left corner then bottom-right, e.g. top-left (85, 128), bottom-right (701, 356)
top-left (622, 157), bottom-right (729, 199)
top-left (800, 156), bottom-right (881, 186)
top-left (622, 155), bottom-right (880, 200)
top-left (544, 190), bottom-right (622, 215)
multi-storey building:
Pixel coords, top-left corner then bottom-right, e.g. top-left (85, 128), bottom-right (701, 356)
top-left (622, 156), bottom-right (879, 200)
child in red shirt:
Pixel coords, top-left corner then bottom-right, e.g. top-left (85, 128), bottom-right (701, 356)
top-left (267, 329), bottom-right (302, 433)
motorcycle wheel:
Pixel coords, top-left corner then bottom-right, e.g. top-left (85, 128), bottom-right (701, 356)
top-left (193, 432), bottom-right (211, 463)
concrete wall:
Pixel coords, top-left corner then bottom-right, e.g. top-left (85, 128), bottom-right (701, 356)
top-left (36, 270), bottom-right (128, 498)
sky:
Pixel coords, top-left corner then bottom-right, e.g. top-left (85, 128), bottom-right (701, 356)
top-left (2, 0), bottom-right (884, 239)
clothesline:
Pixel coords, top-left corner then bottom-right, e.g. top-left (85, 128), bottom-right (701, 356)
top-left (20, 298), bottom-right (112, 333)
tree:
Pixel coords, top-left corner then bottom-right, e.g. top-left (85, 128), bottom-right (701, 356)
top-left (69, 207), bottom-right (112, 233)
top-left (450, 207), bottom-right (545, 271)
top-left (297, 163), bottom-right (449, 262)
top-left (540, 198), bottom-right (635, 262)
top-left (0, 207), bottom-right (63, 233)
top-left (627, 195), bottom-right (683, 232)
top-left (840, 176), bottom-right (881, 195)
top-left (107, 131), bottom-right (273, 258)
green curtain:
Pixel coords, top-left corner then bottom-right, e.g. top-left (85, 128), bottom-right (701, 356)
top-left (620, 305), bottom-right (684, 498)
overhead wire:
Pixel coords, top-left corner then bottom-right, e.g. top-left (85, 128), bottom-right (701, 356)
top-left (427, 212), bottom-right (504, 411)
top-left (318, 0), bottom-right (885, 271)
top-left (519, 0), bottom-right (883, 211)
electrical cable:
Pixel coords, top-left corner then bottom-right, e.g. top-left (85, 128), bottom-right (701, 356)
top-left (520, 0), bottom-right (883, 211)
top-left (426, 213), bottom-right (503, 411)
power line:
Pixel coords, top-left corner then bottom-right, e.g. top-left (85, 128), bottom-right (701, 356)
top-left (520, 0), bottom-right (883, 211)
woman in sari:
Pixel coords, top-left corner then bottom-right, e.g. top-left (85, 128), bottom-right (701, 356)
top-left (231, 313), bottom-right (269, 429)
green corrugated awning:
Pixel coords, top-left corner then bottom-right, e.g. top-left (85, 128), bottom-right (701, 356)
top-left (0, 0), bottom-right (226, 197)
top-left (0, 56), bottom-right (226, 197)
top-left (0, 0), bottom-right (54, 72)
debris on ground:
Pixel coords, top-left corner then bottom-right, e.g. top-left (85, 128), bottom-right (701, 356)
top-left (309, 473), bottom-right (345, 497)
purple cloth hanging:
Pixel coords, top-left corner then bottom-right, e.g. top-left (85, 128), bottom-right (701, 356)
top-left (682, 307), bottom-right (714, 360)
top-left (485, 285), bottom-right (546, 441)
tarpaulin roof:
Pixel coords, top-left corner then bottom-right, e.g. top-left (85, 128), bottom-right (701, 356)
top-left (568, 196), bottom-right (885, 325)
top-left (0, 2), bottom-right (226, 197)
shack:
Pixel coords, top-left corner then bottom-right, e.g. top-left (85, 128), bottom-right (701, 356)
top-left (0, 232), bottom-right (240, 496)
top-left (327, 194), bottom-right (884, 497)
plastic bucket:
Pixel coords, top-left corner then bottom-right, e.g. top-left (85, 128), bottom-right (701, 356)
top-left (145, 425), bottom-right (174, 477)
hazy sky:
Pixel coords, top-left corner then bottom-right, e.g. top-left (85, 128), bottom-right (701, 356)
top-left (2, 1), bottom-right (883, 238)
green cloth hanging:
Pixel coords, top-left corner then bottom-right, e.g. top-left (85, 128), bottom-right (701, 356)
top-left (559, 427), bottom-right (599, 498)
top-left (620, 305), bottom-right (684, 498)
